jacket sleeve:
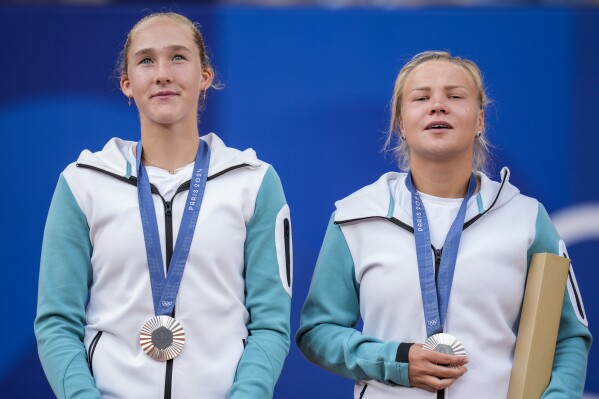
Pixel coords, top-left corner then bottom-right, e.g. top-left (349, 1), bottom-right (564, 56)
top-left (229, 166), bottom-right (291, 399)
top-left (527, 203), bottom-right (592, 398)
top-left (34, 174), bottom-right (100, 399)
top-left (295, 213), bottom-right (411, 387)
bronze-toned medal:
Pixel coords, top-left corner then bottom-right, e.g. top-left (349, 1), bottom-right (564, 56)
top-left (140, 315), bottom-right (185, 361)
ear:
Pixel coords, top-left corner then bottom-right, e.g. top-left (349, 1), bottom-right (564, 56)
top-left (477, 109), bottom-right (485, 135)
top-left (398, 117), bottom-right (405, 137)
top-left (120, 76), bottom-right (132, 98)
top-left (200, 67), bottom-right (214, 91)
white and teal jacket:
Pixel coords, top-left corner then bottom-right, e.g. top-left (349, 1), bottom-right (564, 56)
top-left (35, 134), bottom-right (292, 399)
top-left (296, 169), bottom-right (591, 399)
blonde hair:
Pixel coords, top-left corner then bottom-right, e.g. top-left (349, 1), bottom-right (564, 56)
top-left (385, 51), bottom-right (492, 173)
top-left (118, 13), bottom-right (213, 77)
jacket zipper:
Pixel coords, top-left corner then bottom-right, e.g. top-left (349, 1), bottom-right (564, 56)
top-left (87, 330), bottom-right (103, 377)
top-left (164, 201), bottom-right (173, 266)
top-left (163, 197), bottom-right (174, 399)
top-left (162, 180), bottom-right (206, 399)
top-left (433, 247), bottom-right (443, 281)
top-left (163, 180), bottom-right (194, 398)
top-left (284, 218), bottom-right (291, 287)
top-left (434, 246), bottom-right (445, 399)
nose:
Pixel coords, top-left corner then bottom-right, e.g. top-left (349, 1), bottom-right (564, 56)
top-left (429, 97), bottom-right (447, 114)
top-left (155, 62), bottom-right (172, 85)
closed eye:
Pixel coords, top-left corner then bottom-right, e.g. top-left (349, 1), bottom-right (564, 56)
top-left (413, 96), bottom-right (429, 102)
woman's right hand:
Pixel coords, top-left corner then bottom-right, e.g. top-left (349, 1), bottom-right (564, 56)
top-left (407, 344), bottom-right (468, 392)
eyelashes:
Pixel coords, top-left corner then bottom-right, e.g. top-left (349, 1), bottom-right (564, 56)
top-left (137, 54), bottom-right (187, 65)
top-left (411, 95), bottom-right (465, 102)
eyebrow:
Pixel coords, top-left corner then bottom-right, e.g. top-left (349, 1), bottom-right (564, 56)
top-left (133, 45), bottom-right (193, 57)
top-left (410, 85), bottom-right (468, 93)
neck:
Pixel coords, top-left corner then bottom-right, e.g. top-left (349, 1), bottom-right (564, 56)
top-left (409, 157), bottom-right (475, 198)
top-left (136, 121), bottom-right (200, 171)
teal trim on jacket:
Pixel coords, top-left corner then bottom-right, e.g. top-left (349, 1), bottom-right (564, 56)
top-left (34, 174), bottom-right (100, 399)
top-left (230, 166), bottom-right (291, 399)
top-left (528, 204), bottom-right (592, 399)
top-left (296, 213), bottom-right (410, 387)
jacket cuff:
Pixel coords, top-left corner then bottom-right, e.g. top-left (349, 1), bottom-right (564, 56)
top-left (395, 342), bottom-right (414, 363)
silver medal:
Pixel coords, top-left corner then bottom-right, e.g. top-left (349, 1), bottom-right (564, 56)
top-left (423, 333), bottom-right (466, 367)
top-left (140, 315), bottom-right (185, 361)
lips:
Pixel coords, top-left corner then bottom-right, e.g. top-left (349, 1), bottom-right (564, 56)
top-left (151, 91), bottom-right (178, 99)
top-left (425, 121), bottom-right (453, 130)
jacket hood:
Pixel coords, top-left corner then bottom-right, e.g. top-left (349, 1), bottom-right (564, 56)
top-left (334, 168), bottom-right (520, 226)
top-left (76, 133), bottom-right (261, 178)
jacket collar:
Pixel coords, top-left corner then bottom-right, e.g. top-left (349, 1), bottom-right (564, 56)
top-left (75, 133), bottom-right (261, 179)
top-left (334, 168), bottom-right (520, 227)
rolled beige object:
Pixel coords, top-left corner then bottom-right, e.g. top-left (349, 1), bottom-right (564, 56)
top-left (507, 252), bottom-right (570, 399)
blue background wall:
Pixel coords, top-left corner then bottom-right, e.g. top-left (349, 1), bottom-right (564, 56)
top-left (0, 5), bottom-right (597, 397)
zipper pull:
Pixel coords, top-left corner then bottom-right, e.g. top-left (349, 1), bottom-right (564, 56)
top-left (165, 201), bottom-right (172, 216)
top-left (434, 248), bottom-right (443, 268)
top-left (434, 247), bottom-right (443, 282)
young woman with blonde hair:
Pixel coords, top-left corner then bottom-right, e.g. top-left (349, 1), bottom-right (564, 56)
top-left (297, 51), bottom-right (590, 399)
top-left (35, 12), bottom-right (292, 399)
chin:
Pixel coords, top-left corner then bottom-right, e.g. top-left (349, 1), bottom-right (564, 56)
top-left (144, 113), bottom-right (186, 126)
top-left (413, 146), bottom-right (469, 163)
top-left (155, 117), bottom-right (180, 125)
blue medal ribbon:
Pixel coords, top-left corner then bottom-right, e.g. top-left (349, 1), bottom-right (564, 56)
top-left (136, 139), bottom-right (210, 316)
top-left (405, 173), bottom-right (476, 337)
